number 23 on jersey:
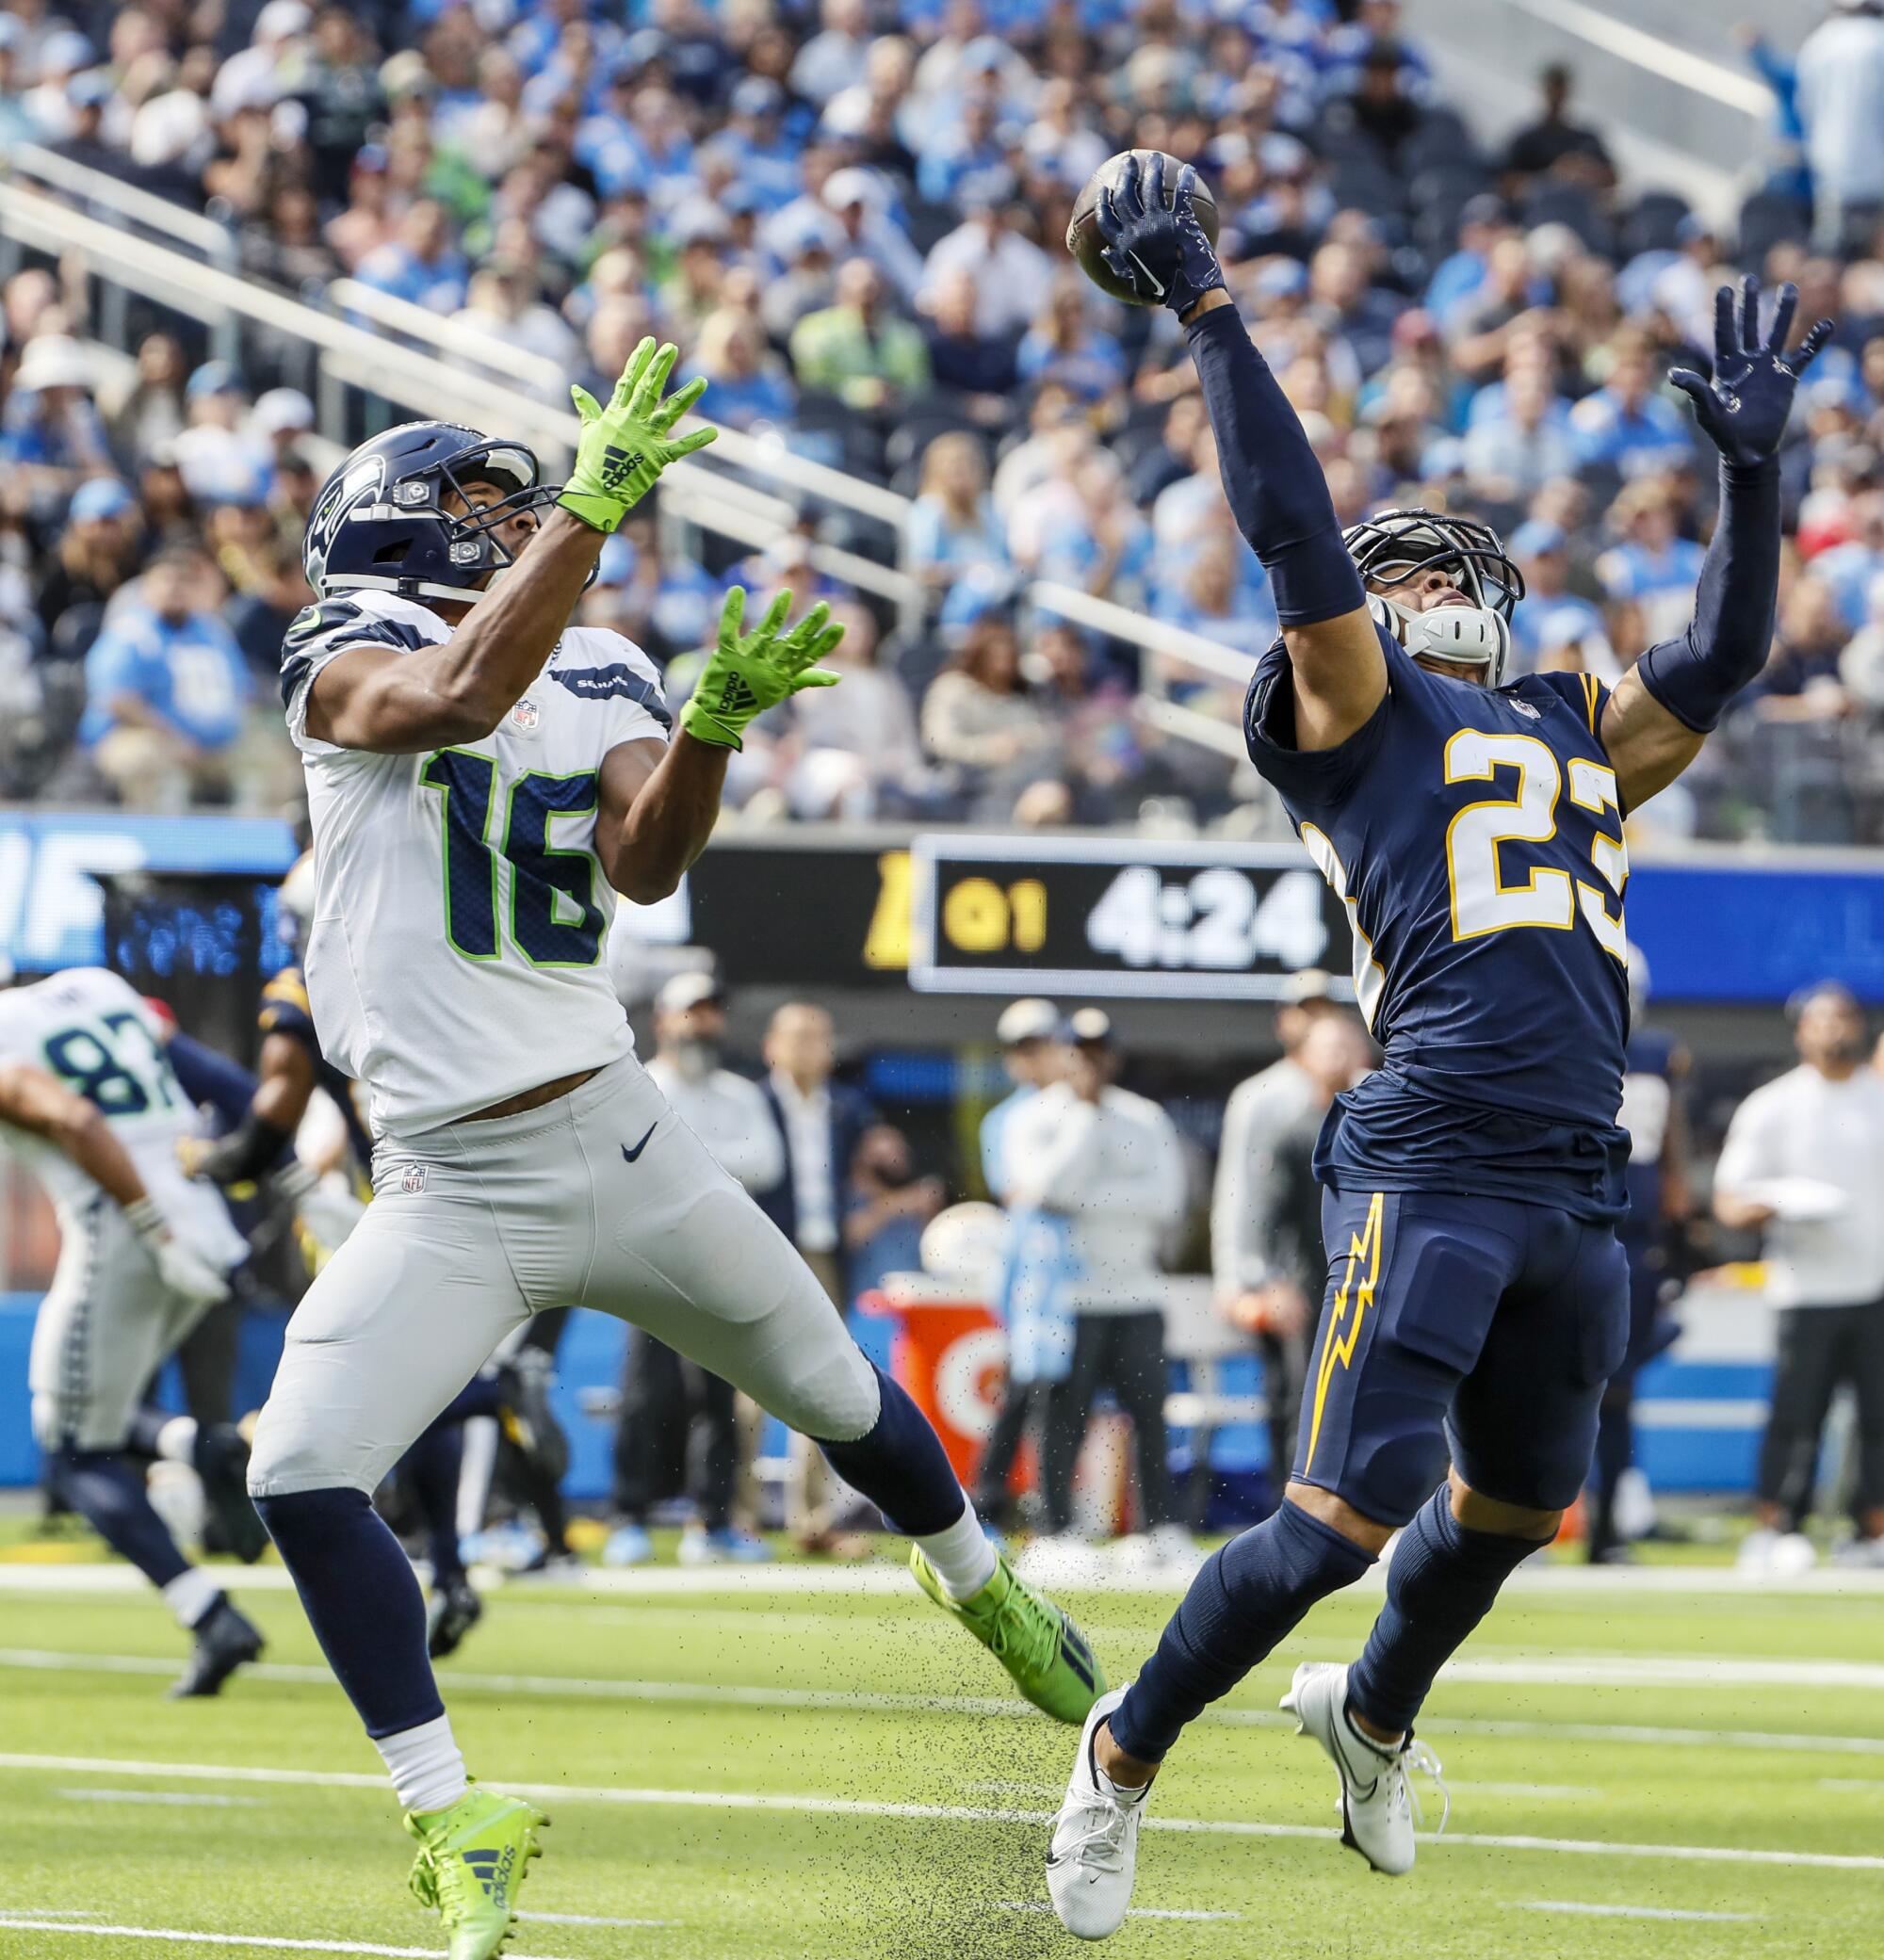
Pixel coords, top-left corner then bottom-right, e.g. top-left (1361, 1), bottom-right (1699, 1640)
top-left (1443, 730), bottom-right (1627, 961)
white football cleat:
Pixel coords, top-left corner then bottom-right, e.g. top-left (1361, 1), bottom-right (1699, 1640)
top-left (1282, 1661), bottom-right (1447, 1877)
top-left (1047, 1685), bottom-right (1149, 1939)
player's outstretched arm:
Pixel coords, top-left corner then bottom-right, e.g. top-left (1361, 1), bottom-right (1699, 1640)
top-left (177, 1033), bottom-right (315, 1188)
top-left (307, 340), bottom-right (717, 753)
top-left (0, 1063), bottom-right (229, 1301)
top-left (593, 588), bottom-right (843, 903)
top-left (1600, 278), bottom-right (1831, 809)
top-left (1095, 154), bottom-right (1384, 750)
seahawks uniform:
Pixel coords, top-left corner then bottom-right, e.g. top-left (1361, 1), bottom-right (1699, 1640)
top-left (1245, 624), bottom-right (1631, 1524)
top-left (1, 969), bottom-right (248, 1450)
top-left (250, 590), bottom-right (878, 1500)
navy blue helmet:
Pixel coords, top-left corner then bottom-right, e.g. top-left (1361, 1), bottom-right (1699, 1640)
top-left (301, 421), bottom-right (561, 607)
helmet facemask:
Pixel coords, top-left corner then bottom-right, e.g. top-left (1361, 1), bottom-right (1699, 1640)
top-left (1342, 510), bottom-right (1524, 686)
top-left (382, 441), bottom-right (562, 594)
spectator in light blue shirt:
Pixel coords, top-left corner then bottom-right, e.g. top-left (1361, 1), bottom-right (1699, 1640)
top-left (353, 201), bottom-right (469, 315)
top-left (1016, 279), bottom-right (1129, 406)
top-left (1569, 337), bottom-right (1693, 475)
top-left (908, 432), bottom-right (1009, 594)
top-left (1597, 479), bottom-right (1706, 611)
top-left (1505, 520), bottom-right (1607, 675)
top-left (81, 547), bottom-right (251, 809)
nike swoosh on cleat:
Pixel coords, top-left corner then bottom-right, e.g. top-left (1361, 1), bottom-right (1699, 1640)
top-left (621, 1123), bottom-right (658, 1163)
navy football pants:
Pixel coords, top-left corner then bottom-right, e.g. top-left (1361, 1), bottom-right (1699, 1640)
top-left (1293, 1188), bottom-right (1630, 1526)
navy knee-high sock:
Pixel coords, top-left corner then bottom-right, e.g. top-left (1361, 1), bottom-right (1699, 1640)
top-left (1110, 1500), bottom-right (1373, 1763)
top-left (1347, 1484), bottom-right (1547, 1736)
top-left (815, 1364), bottom-right (968, 1537)
top-left (400, 1428), bottom-right (465, 1585)
top-left (53, 1449), bottom-right (192, 1590)
top-left (256, 1487), bottom-right (443, 1739)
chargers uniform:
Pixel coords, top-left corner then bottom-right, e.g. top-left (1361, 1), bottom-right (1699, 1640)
top-left (2, 969), bottom-right (248, 1450)
top-left (1245, 624), bottom-right (1632, 1524)
top-left (249, 590), bottom-right (879, 1499)
top-left (257, 964), bottom-right (375, 1174)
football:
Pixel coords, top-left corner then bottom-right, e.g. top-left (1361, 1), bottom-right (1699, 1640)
top-left (1065, 149), bottom-right (1221, 306)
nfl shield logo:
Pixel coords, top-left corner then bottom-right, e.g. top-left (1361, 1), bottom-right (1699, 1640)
top-left (512, 698), bottom-right (540, 732)
top-left (400, 1163), bottom-right (427, 1194)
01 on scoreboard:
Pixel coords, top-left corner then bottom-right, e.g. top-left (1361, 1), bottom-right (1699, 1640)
top-left (906, 833), bottom-right (1354, 1000)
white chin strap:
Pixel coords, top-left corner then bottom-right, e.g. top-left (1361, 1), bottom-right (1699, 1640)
top-left (1369, 594), bottom-right (1509, 684)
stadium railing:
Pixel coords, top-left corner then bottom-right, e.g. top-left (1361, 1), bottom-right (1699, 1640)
top-left (0, 154), bottom-right (1262, 768)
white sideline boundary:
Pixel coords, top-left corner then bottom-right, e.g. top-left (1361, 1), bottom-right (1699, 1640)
top-left (3, 1753), bottom-right (1883, 1874)
top-left (7, 1560), bottom-right (1884, 1598)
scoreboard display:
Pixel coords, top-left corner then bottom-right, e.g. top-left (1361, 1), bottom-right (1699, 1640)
top-left (907, 834), bottom-right (1354, 1000)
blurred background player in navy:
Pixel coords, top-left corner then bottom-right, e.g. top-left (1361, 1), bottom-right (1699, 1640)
top-left (1585, 946), bottom-right (1692, 1563)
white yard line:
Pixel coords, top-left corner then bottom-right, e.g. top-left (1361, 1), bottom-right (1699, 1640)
top-left (8, 1648), bottom-right (1884, 1760)
top-left (54, 1790), bottom-right (259, 1807)
top-left (1520, 1900), bottom-right (1762, 1922)
top-left (0, 1922), bottom-right (570, 1959)
top-left (998, 1902), bottom-right (1242, 1920)
top-left (10, 1641), bottom-right (1884, 1709)
top-left (2, 1753), bottom-right (1880, 1874)
top-left (514, 1913), bottom-right (671, 1928)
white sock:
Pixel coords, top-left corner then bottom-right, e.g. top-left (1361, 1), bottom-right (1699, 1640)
top-left (376, 1713), bottom-right (468, 1817)
top-left (163, 1567), bottom-right (222, 1630)
top-left (154, 1417), bottom-right (198, 1465)
top-left (916, 1498), bottom-right (999, 1601)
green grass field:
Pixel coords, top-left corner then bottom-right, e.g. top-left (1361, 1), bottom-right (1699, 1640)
top-left (3, 1542), bottom-right (1883, 1960)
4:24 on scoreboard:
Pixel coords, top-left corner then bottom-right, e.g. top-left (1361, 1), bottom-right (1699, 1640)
top-left (906, 834), bottom-right (1355, 1000)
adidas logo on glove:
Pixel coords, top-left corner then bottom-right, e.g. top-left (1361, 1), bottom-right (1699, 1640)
top-left (597, 445), bottom-right (645, 494)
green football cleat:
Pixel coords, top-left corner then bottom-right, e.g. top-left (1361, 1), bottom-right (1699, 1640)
top-left (911, 1545), bottom-right (1105, 1725)
top-left (404, 1783), bottom-right (546, 1960)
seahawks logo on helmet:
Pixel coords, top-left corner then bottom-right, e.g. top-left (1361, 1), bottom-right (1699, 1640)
top-left (301, 422), bottom-right (563, 609)
top-left (1343, 509), bottom-right (1525, 686)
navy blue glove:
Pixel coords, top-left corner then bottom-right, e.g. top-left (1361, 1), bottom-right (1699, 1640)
top-left (1667, 277), bottom-right (1832, 470)
top-left (1095, 153), bottom-right (1226, 318)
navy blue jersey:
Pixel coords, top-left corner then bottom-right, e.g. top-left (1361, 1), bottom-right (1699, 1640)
top-left (1246, 623), bottom-right (1631, 1220)
top-left (259, 964), bottom-right (376, 1168)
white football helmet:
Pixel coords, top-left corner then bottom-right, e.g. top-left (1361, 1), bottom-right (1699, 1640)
top-left (1343, 509), bottom-right (1525, 686)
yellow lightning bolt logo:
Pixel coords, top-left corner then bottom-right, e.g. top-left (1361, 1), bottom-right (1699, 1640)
top-left (1303, 1190), bottom-right (1386, 1478)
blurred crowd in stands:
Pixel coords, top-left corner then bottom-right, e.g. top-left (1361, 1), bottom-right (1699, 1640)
top-left (1, 0), bottom-right (1883, 839)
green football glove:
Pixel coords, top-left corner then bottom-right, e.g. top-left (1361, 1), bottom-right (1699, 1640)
top-left (559, 336), bottom-right (717, 534)
top-left (679, 587), bottom-right (844, 750)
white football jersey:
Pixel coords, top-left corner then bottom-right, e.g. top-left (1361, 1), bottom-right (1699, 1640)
top-left (282, 588), bottom-right (670, 1138)
top-left (0, 967), bottom-right (249, 1266)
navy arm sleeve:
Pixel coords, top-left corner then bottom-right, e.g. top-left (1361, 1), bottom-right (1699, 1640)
top-left (167, 1031), bottom-right (260, 1127)
top-left (1186, 303), bottom-right (1369, 626)
top-left (1632, 460), bottom-right (1782, 733)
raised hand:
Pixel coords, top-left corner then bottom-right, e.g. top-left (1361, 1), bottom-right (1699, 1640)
top-left (1095, 152), bottom-right (1226, 317)
top-left (679, 586), bottom-right (844, 750)
top-left (559, 336), bottom-right (718, 534)
top-left (1668, 277), bottom-right (1833, 470)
